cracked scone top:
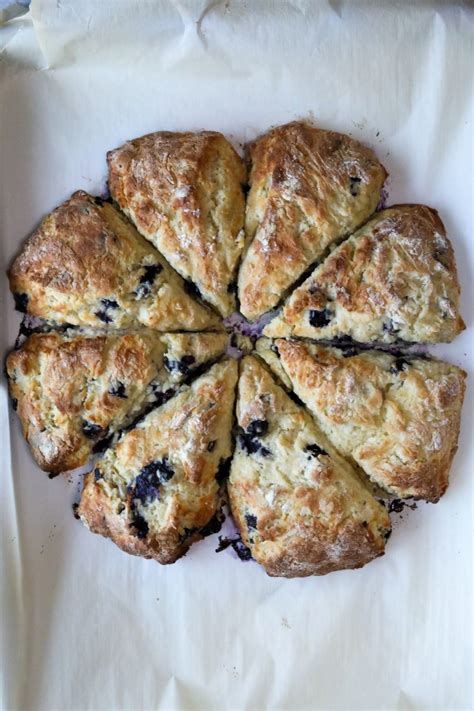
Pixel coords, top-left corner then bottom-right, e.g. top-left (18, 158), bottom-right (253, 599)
top-left (8, 191), bottom-right (220, 331)
top-left (78, 359), bottom-right (238, 564)
top-left (6, 330), bottom-right (228, 474)
top-left (272, 340), bottom-right (466, 502)
top-left (108, 131), bottom-right (246, 317)
top-left (264, 205), bottom-right (465, 343)
top-left (238, 121), bottom-right (387, 320)
top-left (228, 356), bottom-right (391, 577)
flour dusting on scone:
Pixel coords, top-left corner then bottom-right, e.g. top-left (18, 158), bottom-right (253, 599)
top-left (238, 121), bottom-right (387, 320)
top-left (265, 205), bottom-right (465, 343)
top-left (108, 131), bottom-right (246, 316)
top-left (78, 360), bottom-right (238, 564)
top-left (6, 330), bottom-right (228, 474)
top-left (275, 340), bottom-right (466, 502)
top-left (227, 356), bottom-right (390, 578)
top-left (8, 191), bottom-right (220, 331)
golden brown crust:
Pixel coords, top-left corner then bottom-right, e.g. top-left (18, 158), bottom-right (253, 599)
top-left (265, 205), bottom-right (465, 343)
top-left (238, 121), bottom-right (387, 320)
top-left (275, 340), bottom-right (466, 502)
top-left (8, 191), bottom-right (220, 331)
top-left (108, 131), bottom-right (246, 316)
top-left (78, 360), bottom-right (238, 564)
top-left (228, 356), bottom-right (390, 577)
top-left (6, 330), bottom-right (227, 473)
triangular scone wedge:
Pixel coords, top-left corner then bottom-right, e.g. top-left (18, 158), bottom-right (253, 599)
top-left (78, 360), bottom-right (238, 564)
top-left (8, 191), bottom-right (220, 331)
top-left (265, 205), bottom-right (465, 343)
top-left (227, 356), bottom-right (390, 578)
top-left (275, 340), bottom-right (466, 502)
top-left (6, 330), bottom-right (228, 474)
top-left (238, 121), bottom-right (387, 320)
top-left (108, 131), bottom-right (246, 316)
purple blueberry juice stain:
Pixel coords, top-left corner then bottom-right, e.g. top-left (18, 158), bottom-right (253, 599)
top-left (376, 186), bottom-right (389, 211)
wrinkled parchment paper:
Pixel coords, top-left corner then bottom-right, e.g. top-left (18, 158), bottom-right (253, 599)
top-left (1, 2), bottom-right (473, 709)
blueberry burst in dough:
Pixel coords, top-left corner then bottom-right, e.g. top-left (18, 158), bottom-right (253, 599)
top-left (8, 191), bottom-right (220, 331)
top-left (271, 340), bottom-right (466, 503)
top-left (228, 356), bottom-right (391, 577)
top-left (78, 360), bottom-right (238, 564)
top-left (6, 330), bottom-right (228, 474)
top-left (265, 205), bottom-right (464, 344)
top-left (108, 131), bottom-right (246, 317)
top-left (238, 121), bottom-right (387, 320)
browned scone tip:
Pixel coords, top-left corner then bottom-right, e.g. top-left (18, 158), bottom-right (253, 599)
top-left (6, 330), bottom-right (228, 474)
top-left (77, 359), bottom-right (238, 564)
top-left (8, 190), bottom-right (220, 332)
top-left (264, 204), bottom-right (465, 344)
top-left (272, 339), bottom-right (466, 503)
top-left (228, 355), bottom-right (390, 578)
top-left (107, 130), bottom-right (246, 317)
top-left (238, 120), bottom-right (387, 321)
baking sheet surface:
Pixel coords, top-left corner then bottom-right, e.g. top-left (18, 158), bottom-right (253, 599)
top-left (0, 2), bottom-right (473, 709)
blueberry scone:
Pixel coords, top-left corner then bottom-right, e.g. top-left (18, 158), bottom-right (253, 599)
top-left (6, 330), bottom-right (227, 474)
top-left (8, 191), bottom-right (220, 331)
top-left (265, 205), bottom-right (464, 343)
top-left (273, 340), bottom-right (466, 502)
top-left (78, 360), bottom-right (238, 564)
top-left (108, 131), bottom-right (246, 316)
top-left (227, 356), bottom-right (391, 577)
top-left (238, 121), bottom-right (387, 320)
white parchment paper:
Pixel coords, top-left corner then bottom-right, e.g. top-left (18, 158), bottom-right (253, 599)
top-left (1, 2), bottom-right (473, 709)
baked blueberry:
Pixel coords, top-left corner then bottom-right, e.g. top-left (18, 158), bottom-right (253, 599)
top-left (135, 264), bottom-right (163, 299)
top-left (215, 535), bottom-right (252, 561)
top-left (237, 429), bottom-right (271, 457)
top-left (149, 383), bottom-right (176, 406)
top-left (388, 499), bottom-right (405, 513)
top-left (207, 440), bottom-right (217, 452)
top-left (82, 421), bottom-right (107, 439)
top-left (109, 381), bottom-right (127, 398)
top-left (94, 468), bottom-right (102, 482)
top-left (349, 176), bottom-right (362, 196)
top-left (305, 443), bottom-right (328, 458)
top-left (245, 513), bottom-right (257, 530)
top-left (130, 460), bottom-right (174, 508)
top-left (13, 293), bottom-right (29, 313)
top-left (163, 354), bottom-right (196, 375)
top-left (130, 510), bottom-right (149, 539)
top-left (95, 298), bottom-right (119, 323)
top-left (246, 419), bottom-right (268, 438)
top-left (390, 358), bottom-right (409, 375)
top-left (200, 511), bottom-right (225, 537)
top-left (101, 298), bottom-right (118, 309)
top-left (308, 308), bottom-right (331, 328)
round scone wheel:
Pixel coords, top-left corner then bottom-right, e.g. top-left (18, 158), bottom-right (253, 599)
top-left (6, 122), bottom-right (466, 576)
